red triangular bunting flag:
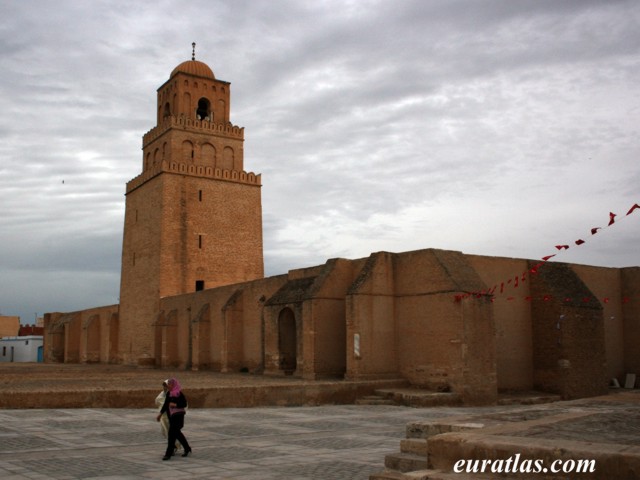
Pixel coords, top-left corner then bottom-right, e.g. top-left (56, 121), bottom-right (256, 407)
top-left (575, 239), bottom-right (585, 245)
top-left (555, 245), bottom-right (570, 250)
top-left (591, 227), bottom-right (601, 235)
top-left (627, 204), bottom-right (640, 215)
top-left (608, 212), bottom-right (616, 226)
top-left (542, 254), bottom-right (556, 261)
top-left (530, 262), bottom-right (544, 274)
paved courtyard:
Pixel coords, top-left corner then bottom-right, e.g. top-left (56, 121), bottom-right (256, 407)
top-left (1, 362), bottom-right (638, 480)
top-left (0, 403), bottom-right (468, 480)
top-left (2, 391), bottom-right (640, 479)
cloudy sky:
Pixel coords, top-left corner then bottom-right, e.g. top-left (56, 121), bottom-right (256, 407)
top-left (1, 0), bottom-right (639, 323)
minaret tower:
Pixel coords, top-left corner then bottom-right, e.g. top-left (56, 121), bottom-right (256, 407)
top-left (118, 45), bottom-right (264, 365)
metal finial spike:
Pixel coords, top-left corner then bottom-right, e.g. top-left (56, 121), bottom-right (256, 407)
top-left (192, 42), bottom-right (196, 61)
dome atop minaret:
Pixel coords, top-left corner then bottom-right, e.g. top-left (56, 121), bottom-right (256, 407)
top-left (170, 42), bottom-right (215, 79)
top-left (170, 60), bottom-right (215, 79)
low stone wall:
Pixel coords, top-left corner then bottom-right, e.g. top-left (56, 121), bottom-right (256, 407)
top-left (1, 381), bottom-right (410, 409)
top-left (0, 363), bottom-right (407, 409)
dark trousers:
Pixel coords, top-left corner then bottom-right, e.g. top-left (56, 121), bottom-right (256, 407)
top-left (165, 413), bottom-right (190, 456)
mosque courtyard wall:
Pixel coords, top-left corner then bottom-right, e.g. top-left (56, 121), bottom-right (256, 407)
top-left (42, 249), bottom-right (639, 405)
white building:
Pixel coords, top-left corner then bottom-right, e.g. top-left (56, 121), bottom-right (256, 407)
top-left (0, 336), bottom-right (43, 362)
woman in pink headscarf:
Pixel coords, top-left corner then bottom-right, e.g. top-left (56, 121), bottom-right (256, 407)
top-left (156, 378), bottom-right (191, 460)
top-left (155, 380), bottom-right (181, 453)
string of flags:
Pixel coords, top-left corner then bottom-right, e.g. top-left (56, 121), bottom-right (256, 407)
top-left (454, 202), bottom-right (639, 303)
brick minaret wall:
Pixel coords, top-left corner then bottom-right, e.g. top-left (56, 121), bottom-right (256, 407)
top-left (117, 59), bottom-right (263, 365)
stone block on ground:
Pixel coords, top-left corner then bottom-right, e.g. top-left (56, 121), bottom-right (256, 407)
top-left (384, 452), bottom-right (429, 473)
top-left (400, 438), bottom-right (428, 456)
top-left (625, 373), bottom-right (636, 389)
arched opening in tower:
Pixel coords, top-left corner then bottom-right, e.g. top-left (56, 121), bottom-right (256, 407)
top-left (196, 97), bottom-right (211, 121)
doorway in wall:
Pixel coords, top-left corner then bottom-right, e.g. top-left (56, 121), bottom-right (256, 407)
top-left (278, 308), bottom-right (296, 375)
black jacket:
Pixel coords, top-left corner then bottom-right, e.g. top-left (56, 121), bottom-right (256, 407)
top-left (160, 391), bottom-right (187, 416)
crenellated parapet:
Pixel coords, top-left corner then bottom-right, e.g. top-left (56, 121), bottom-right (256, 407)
top-left (125, 162), bottom-right (163, 193)
top-left (126, 160), bottom-right (261, 194)
top-left (143, 115), bottom-right (244, 147)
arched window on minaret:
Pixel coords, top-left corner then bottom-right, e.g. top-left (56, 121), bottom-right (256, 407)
top-left (182, 92), bottom-right (191, 117)
top-left (222, 146), bottom-right (234, 170)
top-left (163, 102), bottom-right (171, 118)
top-left (201, 143), bottom-right (216, 166)
top-left (218, 99), bottom-right (226, 122)
top-left (182, 140), bottom-right (194, 163)
top-left (196, 97), bottom-right (211, 121)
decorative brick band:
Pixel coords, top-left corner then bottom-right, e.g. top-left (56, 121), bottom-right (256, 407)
top-left (126, 160), bottom-right (261, 193)
top-left (143, 116), bottom-right (244, 147)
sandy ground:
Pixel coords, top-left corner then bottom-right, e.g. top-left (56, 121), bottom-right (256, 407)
top-left (0, 363), bottom-right (305, 393)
